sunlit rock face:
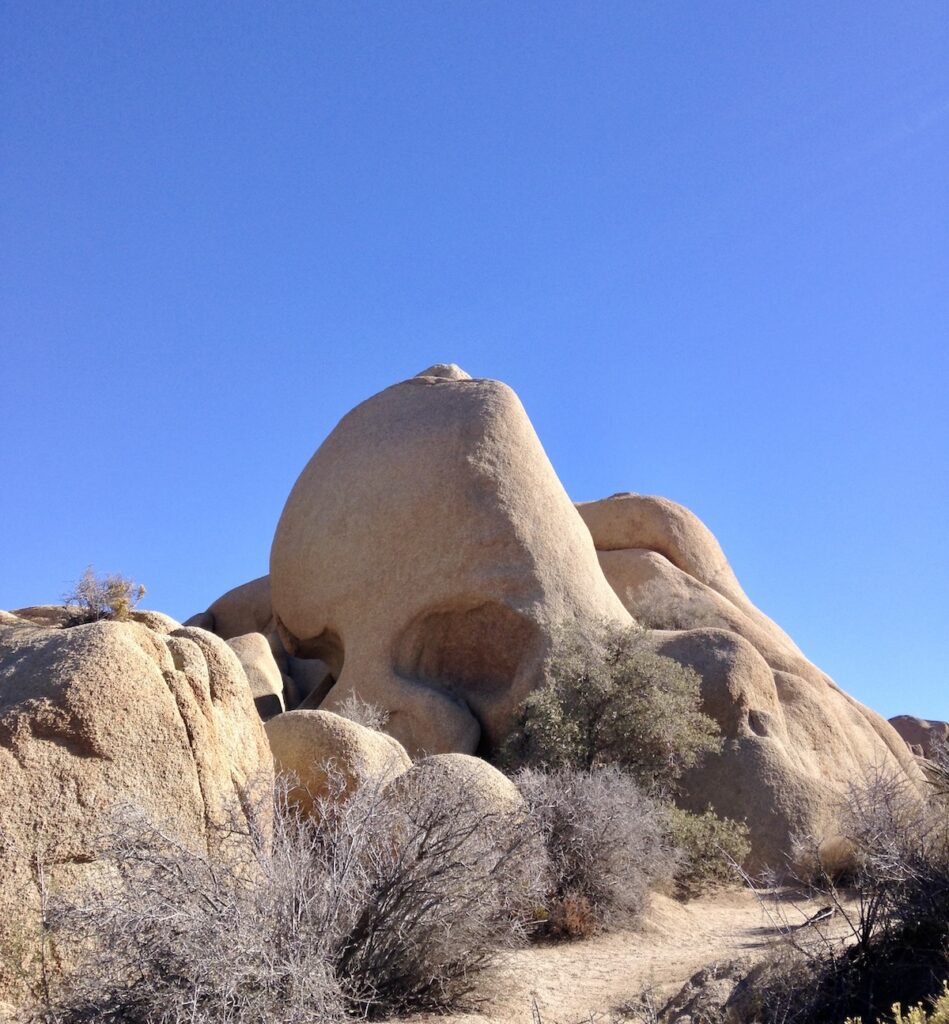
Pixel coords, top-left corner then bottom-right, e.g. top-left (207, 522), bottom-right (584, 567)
top-left (267, 362), bottom-right (922, 870)
top-left (270, 365), bottom-right (630, 756)
top-left (0, 613), bottom-right (272, 1006)
top-left (579, 492), bottom-right (923, 872)
top-left (889, 714), bottom-right (949, 758)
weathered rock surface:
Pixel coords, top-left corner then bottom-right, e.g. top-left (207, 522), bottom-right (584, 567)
top-left (652, 628), bottom-right (917, 871)
top-left (578, 493), bottom-right (802, 657)
top-left (226, 631), bottom-right (286, 717)
top-left (129, 608), bottom-right (182, 633)
top-left (578, 492), bottom-right (922, 871)
top-left (264, 709), bottom-right (410, 817)
top-left (10, 604), bottom-right (71, 628)
top-left (889, 715), bottom-right (949, 758)
top-left (186, 575), bottom-right (276, 646)
top-left (385, 752), bottom-right (525, 819)
top-left (0, 615), bottom-right (272, 1007)
top-left (270, 366), bottom-right (629, 756)
top-left (660, 958), bottom-right (750, 1024)
top-left (186, 577), bottom-right (334, 714)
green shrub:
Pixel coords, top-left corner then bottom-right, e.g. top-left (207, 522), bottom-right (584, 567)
top-left (662, 804), bottom-right (750, 896)
top-left (498, 620), bottom-right (721, 797)
top-left (62, 566), bottom-right (146, 625)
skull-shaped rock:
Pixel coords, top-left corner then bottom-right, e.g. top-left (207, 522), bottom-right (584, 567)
top-left (270, 365), bottom-right (630, 756)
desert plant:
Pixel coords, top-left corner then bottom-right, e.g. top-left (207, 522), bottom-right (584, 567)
top-left (733, 765), bottom-right (949, 1024)
top-left (319, 762), bottom-right (547, 1013)
top-left (922, 738), bottom-right (949, 802)
top-left (515, 765), bottom-right (674, 937)
top-left (842, 982), bottom-right (949, 1024)
top-left (20, 801), bottom-right (346, 1024)
top-left (22, 765), bottom-right (548, 1022)
top-left (498, 621), bottom-right (721, 797)
top-left (662, 804), bottom-right (750, 896)
top-left (333, 691), bottom-right (390, 732)
top-left (62, 566), bottom-right (146, 625)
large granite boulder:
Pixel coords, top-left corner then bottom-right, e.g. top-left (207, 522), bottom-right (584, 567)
top-left (0, 615), bottom-right (273, 1007)
top-left (385, 752), bottom-right (525, 819)
top-left (186, 575), bottom-right (274, 642)
top-left (265, 709), bottom-right (411, 817)
top-left (579, 493), bottom-right (923, 872)
top-left (226, 631), bottom-right (286, 718)
top-left (270, 365), bottom-right (629, 756)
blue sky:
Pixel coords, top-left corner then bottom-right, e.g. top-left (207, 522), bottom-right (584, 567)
top-left (2, 2), bottom-right (946, 721)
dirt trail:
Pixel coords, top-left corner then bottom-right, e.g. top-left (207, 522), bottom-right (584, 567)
top-left (411, 889), bottom-right (850, 1024)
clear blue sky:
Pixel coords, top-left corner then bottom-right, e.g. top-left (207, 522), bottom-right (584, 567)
top-left (2, 2), bottom-right (947, 721)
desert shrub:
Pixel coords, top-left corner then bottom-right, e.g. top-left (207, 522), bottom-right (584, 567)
top-left (498, 621), bottom-right (721, 797)
top-left (515, 765), bottom-right (674, 937)
top-left (844, 982), bottom-right (949, 1024)
top-left (20, 803), bottom-right (346, 1024)
top-left (62, 566), bottom-right (146, 625)
top-left (333, 691), bottom-right (390, 732)
top-left (23, 767), bottom-right (547, 1022)
top-left (734, 766), bottom-right (949, 1024)
top-left (321, 763), bottom-right (547, 1013)
top-left (922, 739), bottom-right (949, 802)
top-left (662, 805), bottom-right (750, 896)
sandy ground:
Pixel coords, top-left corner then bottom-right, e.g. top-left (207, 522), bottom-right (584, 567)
top-left (409, 888), bottom-right (855, 1024)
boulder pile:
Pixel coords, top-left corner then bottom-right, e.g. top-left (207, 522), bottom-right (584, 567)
top-left (2, 363), bottom-right (929, 1011)
top-left (186, 364), bottom-right (922, 872)
top-left (0, 611), bottom-right (273, 1006)
top-left (889, 715), bottom-right (949, 759)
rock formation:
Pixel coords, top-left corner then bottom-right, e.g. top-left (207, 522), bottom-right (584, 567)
top-left (580, 492), bottom-right (922, 871)
top-left (4, 359), bottom-right (922, 974)
top-left (269, 364), bottom-right (629, 757)
top-left (889, 715), bottom-right (949, 759)
top-left (265, 709), bottom-right (411, 817)
top-left (0, 612), bottom-right (272, 1006)
top-left (186, 577), bottom-right (334, 714)
top-left (262, 365), bottom-right (921, 872)
top-left (386, 752), bottom-right (525, 820)
top-left (227, 631), bottom-right (286, 718)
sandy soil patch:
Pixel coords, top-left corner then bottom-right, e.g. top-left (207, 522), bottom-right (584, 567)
top-left (410, 888), bottom-right (853, 1024)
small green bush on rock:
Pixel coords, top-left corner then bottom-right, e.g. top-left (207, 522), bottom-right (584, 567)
top-left (498, 621), bottom-right (721, 797)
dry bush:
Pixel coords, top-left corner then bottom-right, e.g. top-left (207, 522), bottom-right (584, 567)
top-left (62, 566), bottom-right (146, 625)
top-left (332, 691), bottom-right (390, 732)
top-left (515, 765), bottom-right (674, 937)
top-left (320, 762), bottom-right (548, 1013)
top-left (734, 764), bottom-right (949, 1024)
top-left (498, 621), bottom-right (721, 798)
top-left (19, 802), bottom-right (345, 1024)
top-left (20, 766), bottom-right (547, 1022)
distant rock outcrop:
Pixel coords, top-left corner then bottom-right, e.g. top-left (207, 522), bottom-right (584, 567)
top-left (889, 715), bottom-right (949, 758)
top-left (0, 612), bottom-right (272, 1006)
